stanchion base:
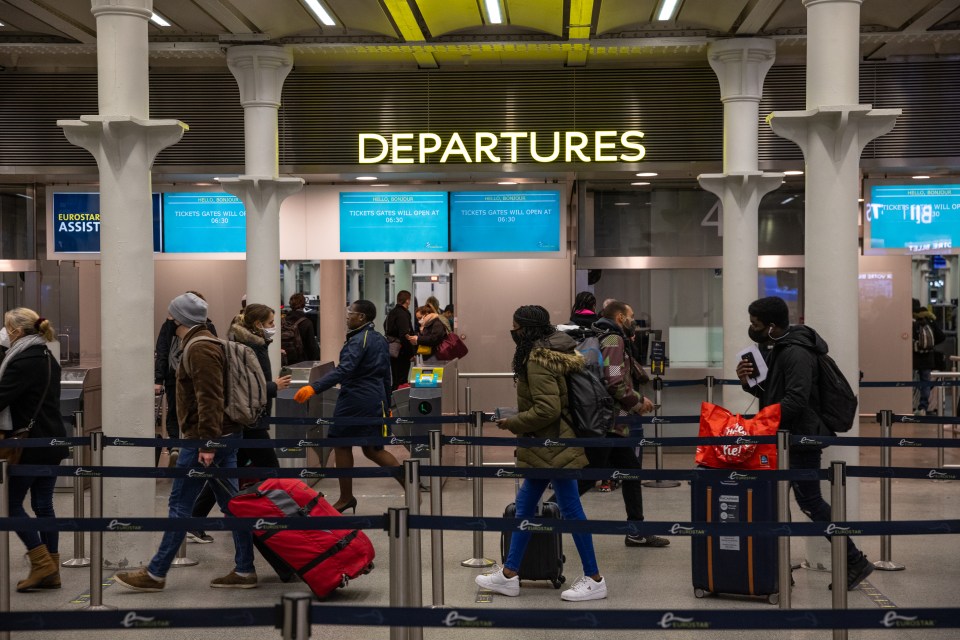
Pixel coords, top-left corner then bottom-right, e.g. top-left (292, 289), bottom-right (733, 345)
top-left (83, 604), bottom-right (118, 611)
top-left (170, 557), bottom-right (198, 567)
top-left (873, 560), bottom-right (906, 571)
top-left (62, 558), bottom-right (91, 568)
top-left (460, 558), bottom-right (496, 568)
top-left (642, 480), bottom-right (680, 488)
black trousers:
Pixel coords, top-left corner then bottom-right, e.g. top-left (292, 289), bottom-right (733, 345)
top-left (576, 434), bottom-right (645, 522)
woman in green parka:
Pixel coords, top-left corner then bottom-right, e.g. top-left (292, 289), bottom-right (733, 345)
top-left (475, 305), bottom-right (607, 602)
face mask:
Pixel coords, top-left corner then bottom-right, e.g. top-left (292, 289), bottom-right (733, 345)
top-left (0, 327), bottom-right (9, 349)
top-left (262, 326), bottom-right (277, 340)
top-left (748, 325), bottom-right (768, 344)
top-left (622, 319), bottom-right (636, 337)
top-left (510, 328), bottom-right (522, 345)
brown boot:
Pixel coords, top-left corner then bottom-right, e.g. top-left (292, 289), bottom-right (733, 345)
top-left (38, 552), bottom-right (61, 589)
top-left (17, 545), bottom-right (58, 592)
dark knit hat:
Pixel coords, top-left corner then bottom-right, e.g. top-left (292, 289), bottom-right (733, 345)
top-left (513, 305), bottom-right (551, 328)
top-left (168, 292), bottom-right (208, 328)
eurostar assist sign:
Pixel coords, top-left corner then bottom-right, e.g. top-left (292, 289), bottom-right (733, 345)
top-left (359, 130), bottom-right (646, 164)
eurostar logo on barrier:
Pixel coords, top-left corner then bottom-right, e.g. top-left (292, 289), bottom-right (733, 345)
top-left (799, 437), bottom-right (821, 446)
top-left (254, 519), bottom-right (287, 531)
top-left (825, 524), bottom-right (863, 536)
top-left (637, 439), bottom-right (659, 447)
top-left (390, 437), bottom-right (411, 445)
top-left (728, 471), bottom-right (757, 481)
top-left (518, 519), bottom-right (553, 532)
top-left (657, 613), bottom-right (710, 630)
top-left (187, 469), bottom-right (211, 479)
top-left (205, 440), bottom-right (227, 448)
top-left (611, 470), bottom-right (640, 481)
top-left (928, 469), bottom-right (956, 480)
top-left (299, 469), bottom-right (325, 478)
top-left (899, 439), bottom-right (921, 447)
top-left (315, 418), bottom-right (333, 425)
top-left (107, 519), bottom-right (142, 532)
top-left (413, 444), bottom-right (430, 454)
top-left (111, 438), bottom-right (135, 447)
top-left (280, 448), bottom-right (304, 453)
top-left (395, 418), bottom-right (414, 424)
top-left (735, 437), bottom-right (759, 445)
top-left (650, 417), bottom-right (665, 424)
top-left (542, 439), bottom-right (563, 447)
top-left (297, 440), bottom-right (320, 447)
top-left (49, 438), bottom-right (69, 446)
top-left (495, 468), bottom-right (520, 478)
top-left (669, 524), bottom-right (705, 535)
top-left (441, 611), bottom-right (491, 628)
top-left (449, 437), bottom-right (470, 445)
top-left (121, 612), bottom-right (170, 629)
top-left (74, 468), bottom-right (100, 477)
top-left (880, 611), bottom-right (935, 629)
top-left (899, 416), bottom-right (918, 423)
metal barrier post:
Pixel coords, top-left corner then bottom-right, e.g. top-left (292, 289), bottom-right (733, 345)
top-left (462, 386), bottom-right (471, 441)
top-left (776, 430), bottom-right (791, 609)
top-left (874, 410), bottom-right (905, 571)
top-left (428, 429), bottom-right (445, 607)
top-left (389, 507), bottom-right (411, 640)
top-left (403, 460), bottom-right (424, 640)
top-left (0, 460), bottom-right (10, 640)
top-left (278, 591), bottom-right (312, 640)
top-left (642, 377), bottom-right (678, 488)
top-left (171, 537), bottom-right (198, 567)
top-left (940, 383), bottom-right (948, 469)
top-left (63, 410), bottom-right (90, 568)
top-left (85, 432), bottom-right (115, 611)
top-left (705, 375), bottom-right (715, 405)
top-left (461, 411), bottom-right (495, 568)
top-left (830, 460), bottom-right (848, 640)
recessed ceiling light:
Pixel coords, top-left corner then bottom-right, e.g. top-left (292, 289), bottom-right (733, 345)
top-left (631, 182), bottom-right (650, 186)
top-left (484, 0), bottom-right (503, 24)
top-left (912, 175), bottom-right (931, 180)
top-left (635, 172), bottom-right (658, 177)
top-left (304, 0), bottom-right (337, 26)
top-left (614, 202), bottom-right (630, 206)
top-left (655, 0), bottom-right (681, 21)
top-left (356, 176), bottom-right (378, 181)
top-left (858, 198), bottom-right (864, 202)
top-left (781, 196), bottom-right (796, 204)
top-left (783, 170), bottom-right (804, 176)
top-left (498, 181), bottom-right (516, 185)
top-left (150, 12), bottom-right (171, 27)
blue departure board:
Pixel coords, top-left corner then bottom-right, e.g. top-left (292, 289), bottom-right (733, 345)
top-left (865, 184), bottom-right (960, 254)
top-left (339, 192), bottom-right (448, 252)
top-left (449, 191), bottom-right (561, 252)
top-left (52, 192), bottom-right (161, 253)
top-left (163, 192), bottom-right (246, 253)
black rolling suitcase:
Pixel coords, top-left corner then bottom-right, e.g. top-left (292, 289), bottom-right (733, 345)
top-left (500, 501), bottom-right (566, 589)
top-left (691, 471), bottom-right (779, 604)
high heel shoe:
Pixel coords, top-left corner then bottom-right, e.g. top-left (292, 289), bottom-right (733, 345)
top-left (334, 497), bottom-right (358, 514)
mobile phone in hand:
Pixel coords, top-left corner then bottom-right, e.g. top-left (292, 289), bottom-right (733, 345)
top-left (741, 352), bottom-right (758, 377)
top-left (279, 366), bottom-right (292, 378)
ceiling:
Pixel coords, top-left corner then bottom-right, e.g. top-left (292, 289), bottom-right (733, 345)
top-left (1, 0), bottom-right (959, 72)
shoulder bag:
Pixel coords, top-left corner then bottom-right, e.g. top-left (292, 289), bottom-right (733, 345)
top-left (0, 351), bottom-right (53, 464)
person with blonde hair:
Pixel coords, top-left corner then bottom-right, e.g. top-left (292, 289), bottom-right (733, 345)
top-left (0, 308), bottom-right (69, 592)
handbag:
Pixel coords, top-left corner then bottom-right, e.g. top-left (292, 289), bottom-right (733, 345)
top-left (695, 401), bottom-right (780, 470)
top-left (435, 332), bottom-right (468, 361)
top-left (0, 351), bottom-right (52, 465)
top-left (386, 337), bottom-right (402, 358)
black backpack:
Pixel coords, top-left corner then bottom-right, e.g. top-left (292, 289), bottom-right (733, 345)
top-left (815, 352), bottom-right (858, 433)
top-left (281, 316), bottom-right (306, 365)
top-left (563, 330), bottom-right (615, 438)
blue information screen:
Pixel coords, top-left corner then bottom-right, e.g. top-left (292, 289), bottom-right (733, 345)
top-left (867, 184), bottom-right (960, 254)
top-left (450, 191), bottom-right (561, 252)
top-left (162, 192), bottom-right (246, 253)
top-left (339, 192), bottom-right (448, 252)
top-left (53, 192), bottom-right (161, 253)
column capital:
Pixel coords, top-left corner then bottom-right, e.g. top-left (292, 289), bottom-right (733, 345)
top-left (226, 45), bottom-right (295, 108)
top-left (58, 116), bottom-right (188, 171)
top-left (767, 106), bottom-right (900, 160)
top-left (219, 176), bottom-right (304, 213)
top-left (707, 38), bottom-right (776, 102)
top-left (91, 0), bottom-right (153, 20)
top-left (698, 171), bottom-right (784, 210)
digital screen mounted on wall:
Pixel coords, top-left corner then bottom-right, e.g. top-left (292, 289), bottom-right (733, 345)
top-left (339, 192), bottom-right (448, 252)
top-left (53, 192), bottom-right (161, 253)
top-left (162, 192), bottom-right (246, 253)
top-left (449, 191), bottom-right (561, 252)
top-left (865, 184), bottom-right (960, 255)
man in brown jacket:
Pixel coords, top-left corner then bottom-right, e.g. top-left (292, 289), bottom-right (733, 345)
top-left (115, 292), bottom-right (256, 592)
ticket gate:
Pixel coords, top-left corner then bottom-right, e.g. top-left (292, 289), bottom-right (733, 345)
top-left (275, 360), bottom-right (337, 468)
top-left (58, 366), bottom-right (101, 490)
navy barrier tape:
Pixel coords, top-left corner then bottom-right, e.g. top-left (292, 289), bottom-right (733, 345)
top-left (7, 465), bottom-right (399, 480)
top-left (267, 415), bottom-right (471, 426)
top-left (1, 514), bottom-right (956, 537)
top-left (890, 413), bottom-right (960, 424)
top-left (418, 465), bottom-right (825, 482)
top-left (863, 379), bottom-right (960, 388)
top-left (2, 606), bottom-right (960, 632)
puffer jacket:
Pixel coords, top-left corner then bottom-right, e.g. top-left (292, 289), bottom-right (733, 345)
top-left (0, 344), bottom-right (68, 465)
top-left (502, 331), bottom-right (587, 469)
top-left (417, 314), bottom-right (448, 349)
top-left (176, 325), bottom-right (241, 450)
top-left (228, 323), bottom-right (278, 431)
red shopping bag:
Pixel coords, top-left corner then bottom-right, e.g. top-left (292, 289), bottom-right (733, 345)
top-left (695, 402), bottom-right (780, 470)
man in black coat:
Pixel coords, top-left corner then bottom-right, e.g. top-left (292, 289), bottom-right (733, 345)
top-left (736, 296), bottom-right (874, 592)
top-left (912, 298), bottom-right (945, 415)
top-left (383, 290), bottom-right (415, 390)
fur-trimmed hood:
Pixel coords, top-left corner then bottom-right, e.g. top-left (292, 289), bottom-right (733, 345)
top-left (529, 331), bottom-right (584, 376)
top-left (229, 323), bottom-right (267, 347)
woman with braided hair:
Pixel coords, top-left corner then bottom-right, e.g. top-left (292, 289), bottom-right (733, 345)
top-left (475, 305), bottom-right (608, 602)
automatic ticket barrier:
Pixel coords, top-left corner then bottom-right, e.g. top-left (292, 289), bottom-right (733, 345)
top-left (59, 366), bottom-right (102, 491)
top-left (275, 360), bottom-right (337, 468)
top-left (391, 366), bottom-right (452, 480)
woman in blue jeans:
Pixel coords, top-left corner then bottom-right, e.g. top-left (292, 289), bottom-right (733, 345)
top-left (475, 305), bottom-right (607, 602)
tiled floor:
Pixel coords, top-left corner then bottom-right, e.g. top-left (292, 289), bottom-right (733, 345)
top-left (6, 420), bottom-right (959, 639)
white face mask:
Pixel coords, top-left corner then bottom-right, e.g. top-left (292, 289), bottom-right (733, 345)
top-left (0, 327), bottom-right (9, 349)
top-left (263, 326), bottom-right (277, 339)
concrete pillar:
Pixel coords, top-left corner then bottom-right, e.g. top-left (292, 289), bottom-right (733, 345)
top-left (219, 46), bottom-right (304, 372)
top-left (319, 260), bottom-right (346, 362)
top-left (281, 261), bottom-right (298, 308)
top-left (308, 263), bottom-right (320, 297)
top-left (768, 0), bottom-right (900, 564)
top-left (393, 260), bottom-right (413, 301)
top-left (363, 260), bottom-right (386, 317)
top-left (697, 38), bottom-right (783, 403)
top-left (58, 0), bottom-right (187, 567)
top-left (348, 260), bottom-right (361, 303)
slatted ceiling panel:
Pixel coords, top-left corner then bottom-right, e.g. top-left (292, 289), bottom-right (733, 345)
top-left (758, 66), bottom-right (806, 163)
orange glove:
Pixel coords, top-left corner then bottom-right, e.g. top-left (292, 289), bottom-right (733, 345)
top-left (294, 385), bottom-right (316, 404)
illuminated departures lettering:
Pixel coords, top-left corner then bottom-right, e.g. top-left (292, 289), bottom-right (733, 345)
top-left (359, 131), bottom-right (645, 164)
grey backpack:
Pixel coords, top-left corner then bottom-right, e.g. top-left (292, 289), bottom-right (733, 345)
top-left (182, 336), bottom-right (267, 426)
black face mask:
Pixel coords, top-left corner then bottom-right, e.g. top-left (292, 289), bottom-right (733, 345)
top-left (622, 320), bottom-right (636, 337)
top-left (510, 328), bottom-right (523, 345)
top-left (748, 325), bottom-right (769, 344)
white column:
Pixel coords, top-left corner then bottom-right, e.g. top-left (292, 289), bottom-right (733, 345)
top-left (363, 260), bottom-right (386, 317)
top-left (393, 260), bottom-right (413, 299)
top-left (698, 39), bottom-right (783, 404)
top-left (58, 0), bottom-right (187, 567)
top-left (319, 260), bottom-right (346, 362)
top-left (281, 261), bottom-right (298, 307)
top-left (219, 46), bottom-right (304, 372)
top-left (768, 0), bottom-right (900, 565)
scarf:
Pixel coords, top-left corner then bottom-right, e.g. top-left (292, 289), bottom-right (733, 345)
top-left (0, 334), bottom-right (49, 432)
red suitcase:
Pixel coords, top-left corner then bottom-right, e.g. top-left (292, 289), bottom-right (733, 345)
top-left (227, 478), bottom-right (375, 599)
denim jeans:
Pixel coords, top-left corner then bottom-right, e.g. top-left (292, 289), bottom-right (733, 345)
top-left (505, 477), bottom-right (599, 577)
top-left (148, 433), bottom-right (254, 578)
top-left (789, 448), bottom-right (861, 562)
top-left (8, 475), bottom-right (58, 552)
top-left (916, 369), bottom-right (933, 411)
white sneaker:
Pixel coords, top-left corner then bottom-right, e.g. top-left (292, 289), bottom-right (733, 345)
top-left (475, 567), bottom-right (520, 597)
top-left (561, 575), bottom-right (607, 602)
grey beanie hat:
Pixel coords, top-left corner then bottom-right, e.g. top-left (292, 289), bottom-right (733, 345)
top-left (168, 292), bottom-right (208, 328)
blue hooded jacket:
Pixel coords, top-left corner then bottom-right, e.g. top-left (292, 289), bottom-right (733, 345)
top-left (311, 322), bottom-right (391, 417)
